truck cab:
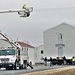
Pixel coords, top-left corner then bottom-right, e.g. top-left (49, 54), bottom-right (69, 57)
top-left (0, 48), bottom-right (28, 70)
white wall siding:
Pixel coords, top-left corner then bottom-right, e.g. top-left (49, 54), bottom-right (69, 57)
top-left (34, 45), bottom-right (44, 63)
top-left (28, 48), bottom-right (35, 65)
top-left (44, 31), bottom-right (58, 58)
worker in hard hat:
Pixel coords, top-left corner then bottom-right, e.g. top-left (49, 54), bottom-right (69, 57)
top-left (22, 4), bottom-right (26, 16)
top-left (22, 4), bottom-right (26, 9)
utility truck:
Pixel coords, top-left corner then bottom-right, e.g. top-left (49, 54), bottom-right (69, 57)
top-left (0, 32), bottom-right (30, 70)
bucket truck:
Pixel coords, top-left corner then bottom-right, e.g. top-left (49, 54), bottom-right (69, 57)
top-left (0, 32), bottom-right (30, 70)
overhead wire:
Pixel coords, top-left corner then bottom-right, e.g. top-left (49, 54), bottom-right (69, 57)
top-left (34, 7), bottom-right (75, 12)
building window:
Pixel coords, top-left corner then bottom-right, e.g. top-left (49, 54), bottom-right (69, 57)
top-left (59, 33), bottom-right (62, 39)
top-left (41, 50), bottom-right (44, 54)
top-left (27, 48), bottom-right (28, 51)
top-left (22, 47), bottom-right (23, 51)
top-left (25, 48), bottom-right (26, 50)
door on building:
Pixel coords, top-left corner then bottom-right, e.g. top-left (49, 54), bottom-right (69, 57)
top-left (58, 47), bottom-right (63, 57)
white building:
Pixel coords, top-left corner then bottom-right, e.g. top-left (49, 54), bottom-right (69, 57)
top-left (44, 22), bottom-right (75, 59)
top-left (34, 45), bottom-right (44, 63)
top-left (16, 41), bottom-right (35, 65)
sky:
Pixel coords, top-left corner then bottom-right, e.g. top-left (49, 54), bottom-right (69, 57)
top-left (0, 0), bottom-right (75, 47)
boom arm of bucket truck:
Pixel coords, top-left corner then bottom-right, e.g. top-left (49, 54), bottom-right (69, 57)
top-left (0, 32), bottom-right (15, 48)
top-left (0, 32), bottom-right (19, 48)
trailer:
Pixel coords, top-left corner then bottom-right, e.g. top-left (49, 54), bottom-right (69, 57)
top-left (47, 57), bottom-right (72, 65)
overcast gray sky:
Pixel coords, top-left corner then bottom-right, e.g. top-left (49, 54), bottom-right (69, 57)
top-left (0, 0), bottom-right (75, 46)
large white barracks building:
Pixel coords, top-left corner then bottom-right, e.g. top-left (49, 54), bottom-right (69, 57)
top-left (35, 22), bottom-right (75, 63)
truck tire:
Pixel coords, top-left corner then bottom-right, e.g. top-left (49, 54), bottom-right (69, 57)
top-left (9, 67), bottom-right (13, 70)
top-left (19, 65), bottom-right (23, 69)
top-left (19, 60), bottom-right (27, 69)
top-left (0, 66), bottom-right (1, 69)
top-left (0, 67), bottom-right (1, 70)
top-left (22, 63), bottom-right (27, 69)
top-left (24, 64), bottom-right (27, 69)
top-left (23, 60), bottom-right (27, 69)
top-left (14, 62), bottom-right (17, 70)
top-left (23, 65), bottom-right (27, 69)
top-left (6, 67), bottom-right (9, 70)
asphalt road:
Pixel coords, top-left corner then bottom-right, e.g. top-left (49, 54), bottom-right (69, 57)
top-left (0, 64), bottom-right (69, 75)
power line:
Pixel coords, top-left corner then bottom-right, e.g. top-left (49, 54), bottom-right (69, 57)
top-left (34, 7), bottom-right (75, 11)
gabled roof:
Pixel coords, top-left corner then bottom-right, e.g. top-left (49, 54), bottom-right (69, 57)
top-left (44, 22), bottom-right (75, 33)
top-left (17, 41), bottom-right (35, 48)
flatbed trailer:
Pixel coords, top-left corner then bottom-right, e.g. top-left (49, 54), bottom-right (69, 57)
top-left (47, 57), bottom-right (72, 65)
top-left (52, 59), bottom-right (72, 65)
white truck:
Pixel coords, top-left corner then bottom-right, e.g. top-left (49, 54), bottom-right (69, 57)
top-left (0, 32), bottom-right (31, 70)
top-left (0, 48), bottom-right (29, 70)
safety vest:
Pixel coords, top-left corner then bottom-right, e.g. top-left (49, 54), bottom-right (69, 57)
top-left (72, 58), bottom-right (75, 61)
top-left (22, 4), bottom-right (26, 9)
